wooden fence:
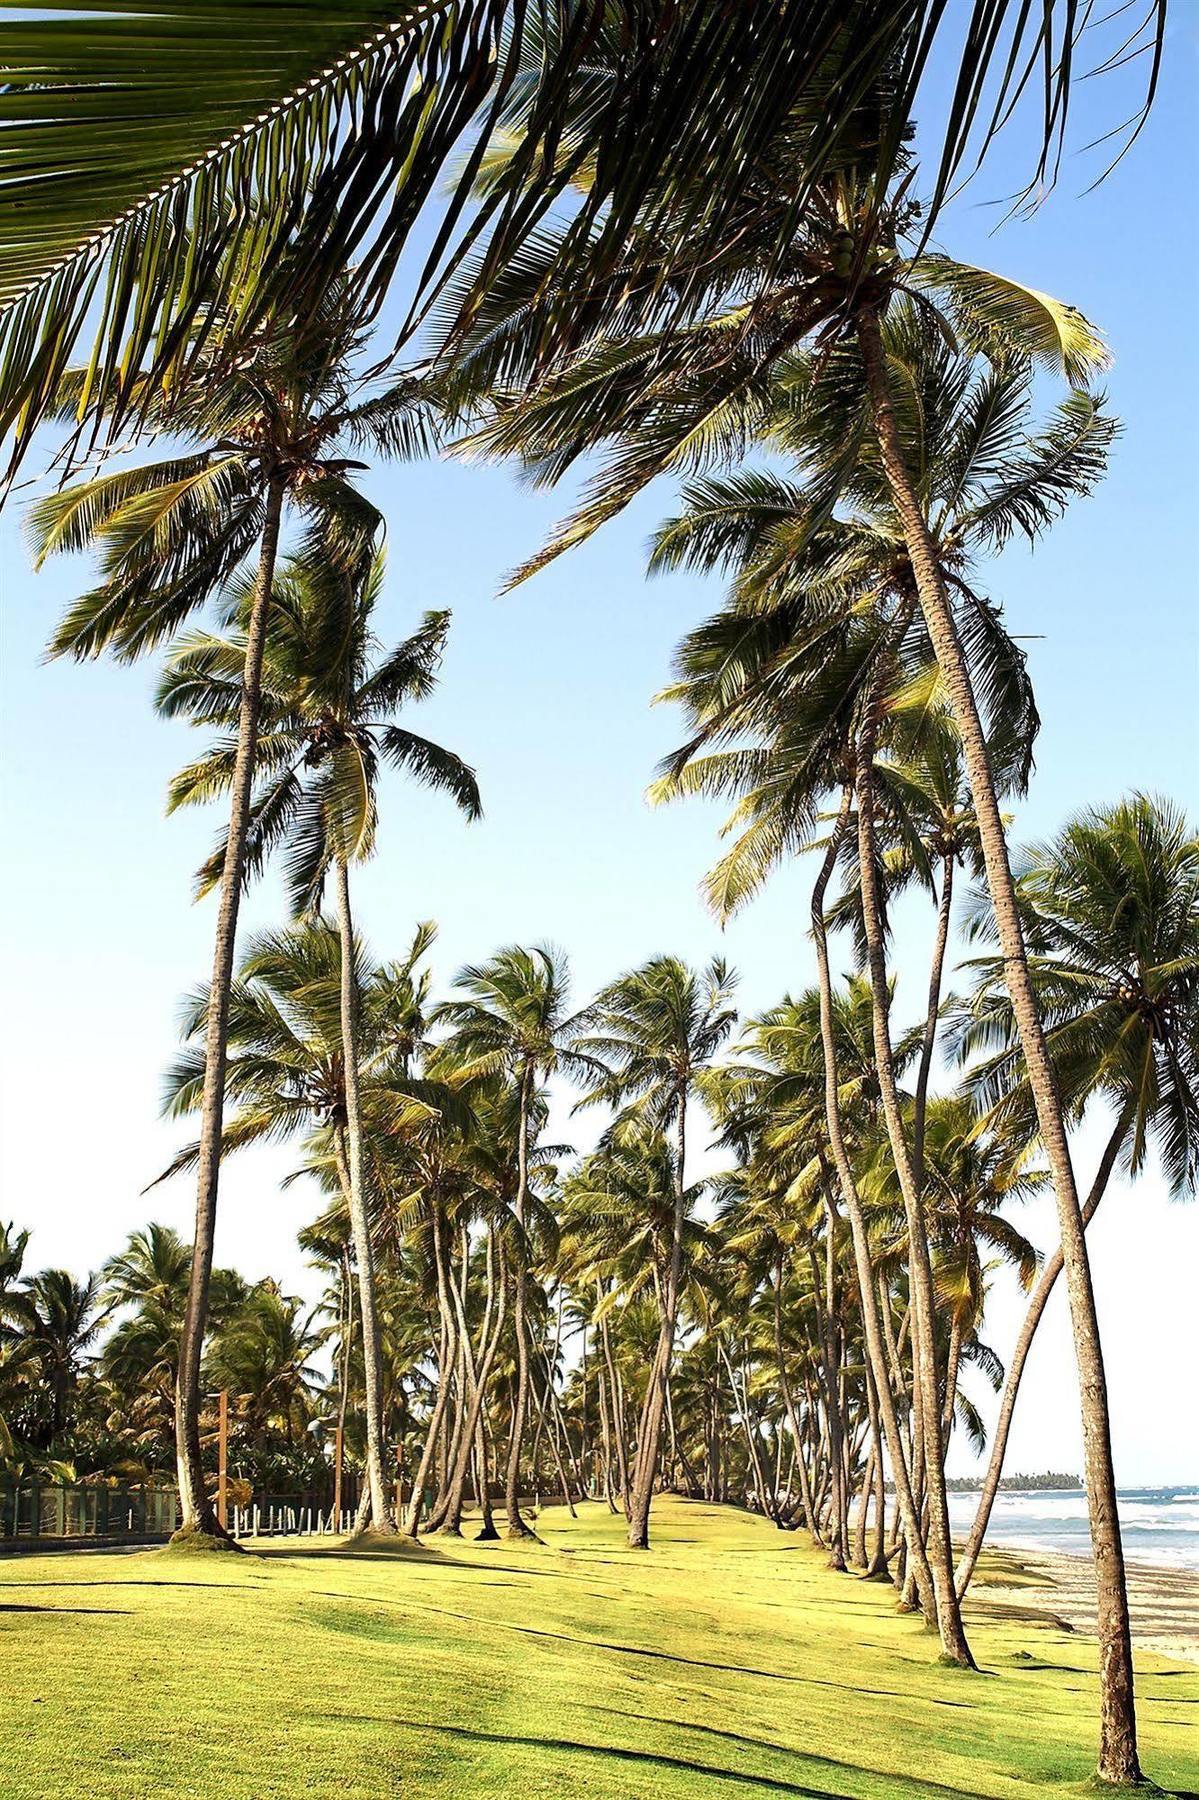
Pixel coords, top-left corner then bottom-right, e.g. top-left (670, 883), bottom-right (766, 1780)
top-left (1, 1479), bottom-right (179, 1543)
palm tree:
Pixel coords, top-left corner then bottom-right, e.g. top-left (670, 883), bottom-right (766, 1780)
top-left (206, 1285), bottom-right (323, 1447)
top-left (951, 795), bottom-right (1199, 1595)
top-left (157, 916), bottom-right (445, 1530)
top-left (436, 946), bottom-right (593, 1538)
top-left (0, 1226), bottom-right (39, 1468)
top-left (24, 1271), bottom-right (103, 1446)
top-left (577, 955), bottom-right (736, 1548)
top-left (157, 550), bottom-right (480, 1529)
top-left (27, 281), bottom-right (445, 1542)
top-left (641, 321), bottom-right (1072, 1652)
top-left (2, 2), bottom-right (1159, 475)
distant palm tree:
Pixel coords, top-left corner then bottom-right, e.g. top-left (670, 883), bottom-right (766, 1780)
top-left (158, 916), bottom-right (446, 1528)
top-left (436, 947), bottom-right (595, 1537)
top-left (577, 956), bottom-right (736, 1548)
top-left (158, 550), bottom-right (479, 1529)
top-left (952, 794), bottom-right (1199, 1594)
top-left (206, 1286), bottom-right (323, 1446)
top-left (28, 283), bottom-right (443, 1542)
top-left (24, 1271), bottom-right (102, 1444)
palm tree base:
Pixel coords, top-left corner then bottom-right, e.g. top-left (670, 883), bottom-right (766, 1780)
top-left (164, 1523), bottom-right (244, 1555)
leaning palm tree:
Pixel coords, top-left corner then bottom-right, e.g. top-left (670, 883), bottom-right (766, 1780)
top-left (951, 794), bottom-right (1199, 1595)
top-left (435, 947), bottom-right (594, 1538)
top-left (28, 285), bottom-right (445, 1544)
top-left (586, 295), bottom-right (1108, 1684)
top-left (157, 548), bottom-right (480, 1530)
top-left (576, 955), bottom-right (736, 1548)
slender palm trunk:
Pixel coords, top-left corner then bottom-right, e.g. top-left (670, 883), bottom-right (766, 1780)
top-left (406, 1313), bottom-right (454, 1536)
top-left (772, 1258), bottom-right (821, 1542)
top-left (332, 857), bottom-right (394, 1532)
top-left (333, 1244), bottom-right (354, 1525)
top-left (505, 1063), bottom-right (536, 1538)
top-left (858, 302), bottom-right (1139, 1779)
top-left (599, 1310), bottom-right (631, 1512)
top-left (442, 1231), bottom-right (508, 1533)
top-left (809, 1236), bottom-right (848, 1568)
top-left (941, 1318), bottom-right (962, 1442)
top-left (628, 1102), bottom-right (686, 1548)
top-left (810, 787), bottom-right (938, 1623)
top-left (855, 724), bottom-right (974, 1666)
top-left (914, 854), bottom-right (955, 1181)
top-left (956, 1114), bottom-right (1127, 1596)
top-left (174, 473), bottom-right (285, 1543)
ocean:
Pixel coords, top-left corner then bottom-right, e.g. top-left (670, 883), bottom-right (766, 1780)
top-left (946, 1487), bottom-right (1199, 1571)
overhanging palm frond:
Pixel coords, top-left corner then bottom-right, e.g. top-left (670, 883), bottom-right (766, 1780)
top-left (0, 2), bottom-right (1164, 483)
top-left (913, 260), bottom-right (1111, 387)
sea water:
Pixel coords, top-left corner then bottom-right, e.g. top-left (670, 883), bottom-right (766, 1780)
top-left (945, 1488), bottom-right (1199, 1571)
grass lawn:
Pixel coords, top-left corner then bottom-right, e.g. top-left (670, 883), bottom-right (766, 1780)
top-left (1, 1497), bottom-right (1195, 1799)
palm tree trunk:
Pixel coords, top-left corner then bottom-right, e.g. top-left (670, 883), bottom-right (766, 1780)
top-left (855, 720), bottom-right (974, 1666)
top-left (332, 857), bottom-right (394, 1533)
top-left (808, 1237), bottom-right (847, 1568)
top-left (914, 854), bottom-right (955, 1181)
top-left (599, 1310), bottom-right (631, 1512)
top-left (809, 786), bottom-right (938, 1623)
top-left (858, 301), bottom-right (1139, 1781)
top-left (955, 1112), bottom-right (1128, 1597)
top-left (628, 1101), bottom-right (686, 1548)
top-left (406, 1312), bottom-right (454, 1536)
top-left (174, 471), bottom-right (285, 1545)
top-left (941, 1318), bottom-right (963, 1442)
top-left (505, 1062), bottom-right (536, 1538)
top-left (334, 1244), bottom-right (354, 1525)
top-left (772, 1258), bottom-right (821, 1543)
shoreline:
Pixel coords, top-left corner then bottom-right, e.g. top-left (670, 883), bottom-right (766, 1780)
top-left (970, 1545), bottom-right (1199, 1665)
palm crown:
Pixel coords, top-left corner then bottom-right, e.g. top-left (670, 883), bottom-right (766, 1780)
top-left (157, 548), bottom-right (481, 908)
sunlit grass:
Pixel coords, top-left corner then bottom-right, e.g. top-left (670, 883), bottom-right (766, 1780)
top-left (1, 1497), bottom-right (1195, 1798)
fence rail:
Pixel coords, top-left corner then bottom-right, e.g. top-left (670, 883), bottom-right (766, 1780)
top-left (0, 1479), bottom-right (418, 1546)
top-left (1, 1480), bottom-right (179, 1542)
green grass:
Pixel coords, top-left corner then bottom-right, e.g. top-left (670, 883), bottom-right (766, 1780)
top-left (1, 1498), bottom-right (1195, 1799)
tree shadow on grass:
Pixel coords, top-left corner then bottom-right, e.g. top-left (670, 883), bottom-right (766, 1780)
top-left (583, 1704), bottom-right (992, 1800)
top-left (315, 1712), bottom-right (854, 1798)
top-left (307, 1586), bottom-right (980, 1710)
top-left (0, 1602), bottom-right (132, 1616)
top-left (0, 1579), bottom-right (261, 1593)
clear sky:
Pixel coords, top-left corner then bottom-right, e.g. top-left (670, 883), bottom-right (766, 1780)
top-left (1, 17), bottom-right (1196, 1486)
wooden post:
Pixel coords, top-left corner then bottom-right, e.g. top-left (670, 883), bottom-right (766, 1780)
top-left (333, 1422), bottom-right (344, 1530)
top-left (217, 1389), bottom-right (229, 1530)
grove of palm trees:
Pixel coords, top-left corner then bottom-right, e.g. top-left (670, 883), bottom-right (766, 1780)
top-left (0, 6), bottom-right (1194, 1799)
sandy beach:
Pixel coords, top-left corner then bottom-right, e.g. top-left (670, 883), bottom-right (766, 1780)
top-left (969, 1549), bottom-right (1199, 1666)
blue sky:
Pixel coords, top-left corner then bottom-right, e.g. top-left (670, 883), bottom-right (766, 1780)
top-left (1, 18), bottom-right (1196, 1483)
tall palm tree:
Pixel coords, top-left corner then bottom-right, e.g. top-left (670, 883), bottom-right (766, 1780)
top-left (951, 795), bottom-right (1199, 1595)
top-left (576, 955), bottom-right (736, 1548)
top-left (436, 947), bottom-right (593, 1538)
top-left (157, 550), bottom-right (480, 1529)
top-left (156, 916), bottom-right (446, 1529)
top-left (547, 254), bottom-right (1119, 1706)
top-left (27, 285), bottom-right (442, 1542)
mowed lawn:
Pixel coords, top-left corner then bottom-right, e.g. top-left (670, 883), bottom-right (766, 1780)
top-left (1, 1498), bottom-right (1196, 1800)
